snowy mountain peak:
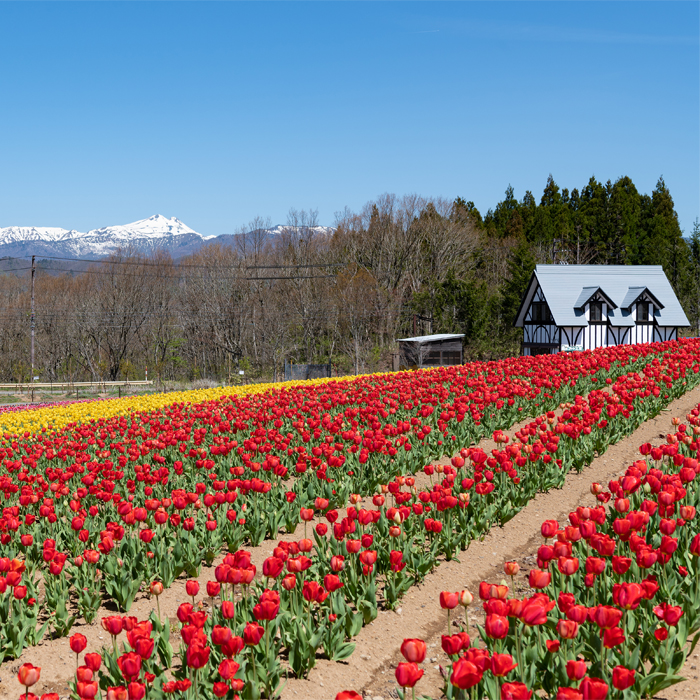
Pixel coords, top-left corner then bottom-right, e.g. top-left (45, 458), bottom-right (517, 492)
top-left (0, 215), bottom-right (208, 259)
top-left (0, 216), bottom-right (334, 260)
top-left (90, 215), bottom-right (200, 239)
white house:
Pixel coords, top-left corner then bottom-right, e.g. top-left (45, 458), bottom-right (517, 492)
top-left (514, 265), bottom-right (690, 356)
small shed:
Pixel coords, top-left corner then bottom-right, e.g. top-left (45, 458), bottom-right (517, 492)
top-left (397, 333), bottom-right (464, 370)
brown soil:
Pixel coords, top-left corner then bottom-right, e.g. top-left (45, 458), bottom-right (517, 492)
top-left (2, 386), bottom-right (700, 700)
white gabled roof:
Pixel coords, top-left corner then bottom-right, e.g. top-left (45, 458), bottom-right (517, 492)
top-left (515, 265), bottom-right (689, 328)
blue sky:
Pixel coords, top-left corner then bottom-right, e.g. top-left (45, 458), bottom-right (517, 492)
top-left (0, 1), bottom-right (697, 236)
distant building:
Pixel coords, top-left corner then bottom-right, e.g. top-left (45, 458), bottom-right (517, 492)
top-left (514, 265), bottom-right (689, 355)
top-left (397, 333), bottom-right (464, 369)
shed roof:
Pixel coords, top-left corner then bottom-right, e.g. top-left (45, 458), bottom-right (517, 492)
top-left (397, 333), bottom-right (465, 344)
top-left (515, 265), bottom-right (689, 328)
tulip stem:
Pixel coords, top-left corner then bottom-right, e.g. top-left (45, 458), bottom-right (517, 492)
top-left (447, 608), bottom-right (450, 636)
top-left (600, 632), bottom-right (607, 683)
top-left (515, 622), bottom-right (523, 682)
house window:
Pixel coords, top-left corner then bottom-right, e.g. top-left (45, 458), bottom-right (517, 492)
top-left (531, 302), bottom-right (552, 323)
top-left (636, 301), bottom-right (650, 322)
top-left (589, 301), bottom-right (603, 323)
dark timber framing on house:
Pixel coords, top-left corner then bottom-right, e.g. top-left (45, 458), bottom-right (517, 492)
top-left (514, 265), bottom-right (689, 356)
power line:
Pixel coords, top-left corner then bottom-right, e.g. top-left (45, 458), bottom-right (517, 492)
top-left (14, 254), bottom-right (343, 271)
top-left (2, 264), bottom-right (336, 281)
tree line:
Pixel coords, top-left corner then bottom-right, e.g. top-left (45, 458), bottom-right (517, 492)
top-left (0, 175), bottom-right (697, 383)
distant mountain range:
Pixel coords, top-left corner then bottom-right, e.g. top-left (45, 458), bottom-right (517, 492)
top-left (0, 215), bottom-right (335, 260)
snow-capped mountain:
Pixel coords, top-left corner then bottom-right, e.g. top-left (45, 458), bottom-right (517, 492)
top-left (0, 215), bottom-right (335, 260)
top-left (0, 215), bottom-right (213, 259)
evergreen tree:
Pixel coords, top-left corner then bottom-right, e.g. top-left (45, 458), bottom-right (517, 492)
top-left (579, 176), bottom-right (610, 263)
top-left (532, 174), bottom-right (573, 261)
top-left (501, 236), bottom-right (537, 326)
top-left (686, 219), bottom-right (700, 334)
top-left (608, 176), bottom-right (642, 264)
top-left (641, 177), bottom-right (688, 290)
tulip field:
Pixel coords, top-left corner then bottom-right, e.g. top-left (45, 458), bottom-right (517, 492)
top-left (2, 338), bottom-right (700, 700)
top-left (387, 406), bottom-right (700, 700)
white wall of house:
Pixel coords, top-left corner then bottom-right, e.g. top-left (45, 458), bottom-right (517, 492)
top-left (522, 288), bottom-right (678, 355)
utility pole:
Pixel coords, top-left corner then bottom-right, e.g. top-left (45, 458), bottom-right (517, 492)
top-left (30, 255), bottom-right (35, 382)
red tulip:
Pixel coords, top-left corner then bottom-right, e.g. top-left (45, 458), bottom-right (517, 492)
top-left (440, 591), bottom-right (459, 609)
top-left (70, 633), bottom-right (87, 654)
top-left (579, 676), bottom-right (608, 699)
top-left (220, 635), bottom-right (244, 658)
top-left (84, 653), bottom-right (102, 672)
top-left (602, 626), bottom-right (625, 648)
top-left (117, 652), bottom-right (142, 681)
top-left (262, 557), bottom-right (284, 579)
top-left (102, 616), bottom-right (124, 636)
top-left (663, 605), bottom-right (683, 626)
top-left (611, 666), bottom-right (635, 691)
top-left (186, 642), bottom-right (210, 669)
top-left (566, 660), bottom-right (587, 681)
top-left (218, 659), bottom-right (240, 679)
top-left (528, 570), bottom-right (551, 589)
top-left (127, 681), bottom-right (146, 700)
top-left (17, 663), bottom-right (41, 688)
top-left (485, 614), bottom-right (509, 639)
top-left (611, 556), bottom-right (632, 575)
top-left (213, 682), bottom-right (229, 697)
top-left (520, 596), bottom-right (554, 626)
top-left (556, 620), bottom-right (579, 639)
top-left (323, 574), bottom-right (344, 592)
top-left (450, 658), bottom-right (483, 689)
top-left (591, 606), bottom-right (622, 630)
top-left (401, 638), bottom-right (427, 663)
top-left (185, 580), bottom-right (199, 597)
top-left (243, 622), bottom-right (264, 646)
top-left (504, 561), bottom-right (520, 576)
top-left (541, 520), bottom-right (559, 539)
top-left (441, 634), bottom-right (463, 656)
top-left (491, 653), bottom-right (517, 677)
top-left (557, 557), bottom-right (579, 576)
top-left (612, 583), bottom-right (644, 611)
top-left (253, 598), bottom-right (280, 621)
top-left (501, 682), bottom-right (533, 699)
top-left (395, 662), bottom-right (423, 688)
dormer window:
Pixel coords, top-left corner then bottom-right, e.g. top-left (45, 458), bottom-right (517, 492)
top-left (636, 301), bottom-right (650, 322)
top-left (531, 302), bottom-right (552, 323)
top-left (589, 301), bottom-right (602, 322)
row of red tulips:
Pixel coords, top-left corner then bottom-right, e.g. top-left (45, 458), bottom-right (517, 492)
top-left (382, 407), bottom-right (700, 699)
